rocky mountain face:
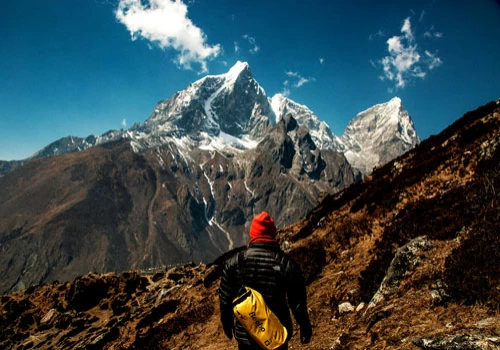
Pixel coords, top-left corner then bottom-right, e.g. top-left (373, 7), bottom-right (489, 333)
top-left (337, 97), bottom-right (420, 174)
top-left (1, 100), bottom-right (498, 349)
top-left (137, 61), bottom-right (275, 140)
top-left (270, 93), bottom-right (341, 150)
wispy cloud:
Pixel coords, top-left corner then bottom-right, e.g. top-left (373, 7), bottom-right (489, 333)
top-left (281, 87), bottom-right (291, 97)
top-left (319, 57), bottom-right (325, 64)
top-left (281, 71), bottom-right (315, 96)
top-left (115, 0), bottom-right (221, 73)
top-left (242, 34), bottom-right (260, 54)
top-left (425, 50), bottom-right (443, 70)
top-left (234, 35), bottom-right (259, 56)
top-left (286, 71), bottom-right (314, 88)
top-left (122, 118), bottom-right (127, 128)
top-left (369, 29), bottom-right (385, 41)
top-left (419, 10), bottom-right (425, 22)
top-left (424, 25), bottom-right (443, 39)
top-left (375, 17), bottom-right (443, 89)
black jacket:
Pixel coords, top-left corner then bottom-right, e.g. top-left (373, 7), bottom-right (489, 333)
top-left (218, 242), bottom-right (311, 346)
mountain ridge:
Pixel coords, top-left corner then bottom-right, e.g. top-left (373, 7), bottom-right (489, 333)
top-left (0, 62), bottom-right (419, 177)
top-left (0, 99), bottom-right (498, 350)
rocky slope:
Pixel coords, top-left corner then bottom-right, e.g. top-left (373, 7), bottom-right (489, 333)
top-left (1, 100), bottom-right (498, 349)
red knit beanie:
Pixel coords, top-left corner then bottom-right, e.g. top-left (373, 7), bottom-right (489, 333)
top-left (249, 211), bottom-right (277, 244)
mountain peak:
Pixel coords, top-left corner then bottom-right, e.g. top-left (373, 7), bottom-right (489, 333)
top-left (389, 96), bottom-right (402, 105)
top-left (339, 97), bottom-right (420, 174)
top-left (225, 61), bottom-right (251, 82)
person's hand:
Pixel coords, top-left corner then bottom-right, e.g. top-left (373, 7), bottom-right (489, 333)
top-left (300, 323), bottom-right (312, 344)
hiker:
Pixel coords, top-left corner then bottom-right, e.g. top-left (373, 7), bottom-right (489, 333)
top-left (219, 211), bottom-right (312, 349)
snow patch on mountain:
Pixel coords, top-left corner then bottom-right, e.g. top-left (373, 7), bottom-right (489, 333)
top-left (198, 131), bottom-right (259, 152)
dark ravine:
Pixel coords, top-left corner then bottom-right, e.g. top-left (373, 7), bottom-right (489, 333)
top-left (0, 101), bottom-right (498, 349)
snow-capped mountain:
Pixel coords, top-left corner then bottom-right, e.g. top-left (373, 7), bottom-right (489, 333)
top-left (337, 97), bottom-right (420, 174)
top-left (270, 93), bottom-right (342, 150)
top-left (1, 61), bottom-right (419, 176)
top-left (130, 61), bottom-right (276, 152)
top-left (30, 130), bottom-right (124, 159)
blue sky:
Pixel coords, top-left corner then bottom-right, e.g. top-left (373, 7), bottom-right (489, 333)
top-left (1, 0), bottom-right (499, 161)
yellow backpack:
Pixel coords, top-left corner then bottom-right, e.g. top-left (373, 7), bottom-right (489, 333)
top-left (232, 286), bottom-right (288, 349)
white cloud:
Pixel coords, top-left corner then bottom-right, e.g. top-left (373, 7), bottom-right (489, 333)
top-left (419, 10), bottom-right (425, 22)
top-left (387, 36), bottom-right (404, 53)
top-left (115, 0), bottom-right (221, 73)
top-left (424, 26), bottom-right (443, 39)
top-left (122, 118), bottom-right (127, 128)
top-left (286, 71), bottom-right (311, 87)
top-left (425, 50), bottom-right (443, 70)
top-left (401, 17), bottom-right (414, 41)
top-left (242, 34), bottom-right (259, 54)
top-left (282, 71), bottom-right (315, 96)
top-left (234, 41), bottom-right (240, 53)
top-left (319, 58), bottom-right (325, 64)
top-left (281, 87), bottom-right (291, 97)
top-left (296, 77), bottom-right (309, 88)
top-left (376, 17), bottom-right (443, 89)
top-left (369, 29), bottom-right (385, 41)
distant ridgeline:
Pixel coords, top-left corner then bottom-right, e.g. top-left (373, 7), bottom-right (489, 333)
top-left (0, 62), bottom-right (420, 295)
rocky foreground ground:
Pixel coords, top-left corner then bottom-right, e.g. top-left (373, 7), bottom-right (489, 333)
top-left (1, 101), bottom-right (499, 349)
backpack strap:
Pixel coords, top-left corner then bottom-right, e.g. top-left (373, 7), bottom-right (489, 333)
top-left (235, 250), bottom-right (247, 295)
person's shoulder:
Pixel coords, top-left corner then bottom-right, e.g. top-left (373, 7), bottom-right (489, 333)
top-left (224, 246), bottom-right (246, 269)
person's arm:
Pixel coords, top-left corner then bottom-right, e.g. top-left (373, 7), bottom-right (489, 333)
top-left (286, 258), bottom-right (312, 344)
top-left (218, 255), bottom-right (238, 339)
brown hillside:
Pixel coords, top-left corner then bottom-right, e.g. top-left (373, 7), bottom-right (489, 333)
top-left (1, 101), bottom-right (499, 349)
top-left (0, 116), bottom-right (358, 296)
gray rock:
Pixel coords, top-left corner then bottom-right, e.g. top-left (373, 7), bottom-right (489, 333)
top-left (338, 302), bottom-right (355, 314)
top-left (412, 334), bottom-right (500, 349)
top-left (367, 236), bottom-right (433, 310)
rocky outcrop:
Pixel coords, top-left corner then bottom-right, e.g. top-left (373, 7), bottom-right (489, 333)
top-left (412, 334), bottom-right (500, 349)
top-left (367, 236), bottom-right (433, 310)
top-left (0, 265), bottom-right (211, 349)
